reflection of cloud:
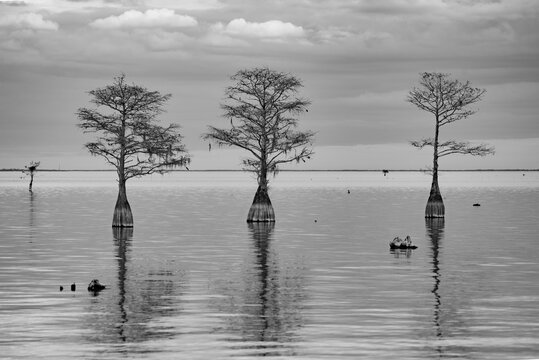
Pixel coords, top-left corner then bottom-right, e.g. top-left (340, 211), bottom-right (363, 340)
top-left (90, 8), bottom-right (198, 29)
top-left (0, 12), bottom-right (58, 30)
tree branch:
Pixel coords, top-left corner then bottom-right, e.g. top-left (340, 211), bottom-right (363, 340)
top-left (438, 141), bottom-right (495, 157)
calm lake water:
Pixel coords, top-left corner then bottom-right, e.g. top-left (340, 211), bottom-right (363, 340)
top-left (1, 170), bottom-right (538, 359)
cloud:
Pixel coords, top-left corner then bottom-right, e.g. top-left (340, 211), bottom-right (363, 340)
top-left (90, 8), bottom-right (198, 29)
top-left (445, 0), bottom-right (538, 20)
top-left (355, 0), bottom-right (441, 15)
top-left (221, 18), bottom-right (305, 39)
top-left (0, 1), bottom-right (26, 6)
top-left (315, 27), bottom-right (354, 43)
top-left (340, 90), bottom-right (409, 107)
top-left (15, 0), bottom-right (123, 14)
top-left (140, 29), bottom-right (193, 51)
top-left (144, 0), bottom-right (223, 11)
top-left (0, 12), bottom-right (58, 30)
top-left (203, 25), bottom-right (249, 47)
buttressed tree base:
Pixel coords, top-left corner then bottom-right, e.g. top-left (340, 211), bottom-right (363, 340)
top-left (247, 185), bottom-right (275, 223)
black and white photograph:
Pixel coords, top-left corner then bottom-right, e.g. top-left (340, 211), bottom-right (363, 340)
top-left (1, 0), bottom-right (538, 359)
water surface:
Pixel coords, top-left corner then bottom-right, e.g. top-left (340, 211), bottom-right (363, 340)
top-left (1, 171), bottom-right (538, 359)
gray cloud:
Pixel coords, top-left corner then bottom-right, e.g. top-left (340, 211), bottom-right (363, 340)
top-left (89, 8), bottom-right (197, 29)
top-left (0, 12), bottom-right (59, 30)
top-left (0, 1), bottom-right (27, 6)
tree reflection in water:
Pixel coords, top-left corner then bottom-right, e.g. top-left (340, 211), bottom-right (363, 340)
top-left (115, 227), bottom-right (131, 343)
top-left (250, 222), bottom-right (280, 343)
top-left (84, 228), bottom-right (184, 351)
top-left (212, 222), bottom-right (305, 357)
top-left (28, 191), bottom-right (35, 242)
top-left (426, 218), bottom-right (444, 352)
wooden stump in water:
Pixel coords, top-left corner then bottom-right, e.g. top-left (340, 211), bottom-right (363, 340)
top-left (247, 185), bottom-right (275, 222)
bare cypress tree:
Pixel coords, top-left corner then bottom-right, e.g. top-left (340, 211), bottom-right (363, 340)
top-left (77, 74), bottom-right (190, 227)
top-left (407, 72), bottom-right (494, 218)
top-left (23, 161), bottom-right (40, 192)
top-left (204, 67), bottom-right (314, 222)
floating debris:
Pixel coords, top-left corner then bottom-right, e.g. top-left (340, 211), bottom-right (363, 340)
top-left (390, 235), bottom-right (417, 250)
top-left (87, 279), bottom-right (106, 292)
top-left (473, 203), bottom-right (481, 207)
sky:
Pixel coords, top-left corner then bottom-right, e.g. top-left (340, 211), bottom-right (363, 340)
top-left (1, 0), bottom-right (538, 170)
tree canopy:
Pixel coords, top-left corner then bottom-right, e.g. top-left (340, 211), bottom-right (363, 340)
top-left (408, 72), bottom-right (486, 125)
top-left (204, 67), bottom-right (314, 181)
top-left (407, 72), bottom-right (494, 158)
top-left (77, 74), bottom-right (190, 179)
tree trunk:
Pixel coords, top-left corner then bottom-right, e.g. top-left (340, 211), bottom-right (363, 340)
top-left (247, 169), bottom-right (275, 222)
top-left (426, 170), bottom-right (444, 218)
top-left (28, 172), bottom-right (34, 192)
top-left (426, 119), bottom-right (445, 218)
top-left (113, 117), bottom-right (133, 227)
top-left (113, 180), bottom-right (133, 227)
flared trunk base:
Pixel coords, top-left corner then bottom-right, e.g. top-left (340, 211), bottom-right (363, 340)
top-left (112, 196), bottom-right (133, 228)
top-left (247, 185), bottom-right (275, 223)
top-left (425, 195), bottom-right (445, 218)
top-left (426, 173), bottom-right (444, 218)
top-left (247, 203), bottom-right (275, 222)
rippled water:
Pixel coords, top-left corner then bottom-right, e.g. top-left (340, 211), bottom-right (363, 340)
top-left (1, 171), bottom-right (538, 359)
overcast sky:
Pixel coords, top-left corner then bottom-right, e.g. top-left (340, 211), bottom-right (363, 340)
top-left (1, 0), bottom-right (538, 170)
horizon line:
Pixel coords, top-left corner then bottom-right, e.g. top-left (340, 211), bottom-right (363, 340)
top-left (2, 168), bottom-right (538, 172)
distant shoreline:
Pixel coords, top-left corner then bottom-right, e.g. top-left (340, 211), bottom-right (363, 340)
top-left (2, 169), bottom-right (538, 172)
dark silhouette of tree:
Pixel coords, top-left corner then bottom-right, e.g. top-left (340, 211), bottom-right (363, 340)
top-left (204, 67), bottom-right (314, 222)
top-left (23, 161), bottom-right (40, 192)
top-left (407, 72), bottom-right (494, 218)
top-left (77, 74), bottom-right (190, 227)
